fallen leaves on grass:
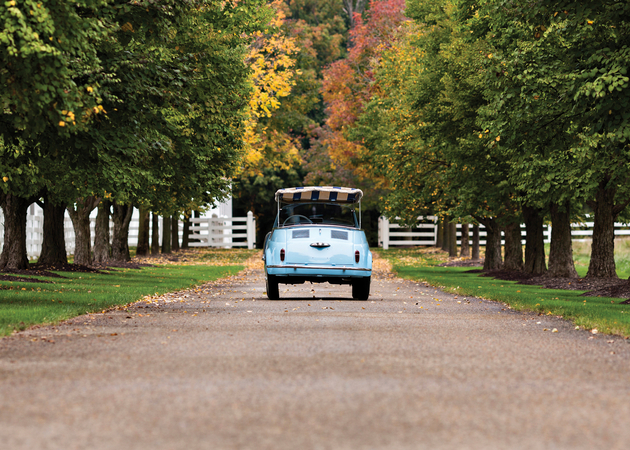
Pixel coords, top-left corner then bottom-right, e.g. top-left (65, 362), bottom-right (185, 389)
top-left (132, 248), bottom-right (259, 267)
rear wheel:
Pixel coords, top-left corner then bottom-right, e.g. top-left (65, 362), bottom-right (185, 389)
top-left (266, 274), bottom-right (280, 300)
top-left (352, 277), bottom-right (371, 300)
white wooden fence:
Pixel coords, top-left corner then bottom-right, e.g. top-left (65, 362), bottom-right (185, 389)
top-left (378, 216), bottom-right (630, 249)
top-left (378, 216), bottom-right (439, 249)
top-left (188, 212), bottom-right (256, 248)
top-left (0, 205), bottom-right (256, 259)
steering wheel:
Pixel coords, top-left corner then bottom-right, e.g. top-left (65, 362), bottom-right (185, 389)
top-left (283, 215), bottom-right (313, 226)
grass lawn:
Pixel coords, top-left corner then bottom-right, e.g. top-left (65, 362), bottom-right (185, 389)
top-left (0, 249), bottom-right (252, 337)
top-left (376, 243), bottom-right (630, 337)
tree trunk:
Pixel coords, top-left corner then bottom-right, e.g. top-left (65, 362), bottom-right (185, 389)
top-left (460, 223), bottom-right (470, 257)
top-left (448, 221), bottom-right (457, 257)
top-left (171, 216), bottom-right (180, 252)
top-left (162, 215), bottom-right (171, 254)
top-left (0, 194), bottom-right (31, 270)
top-left (182, 214), bottom-right (190, 249)
top-left (441, 217), bottom-right (450, 252)
top-left (503, 222), bottom-right (524, 271)
top-left (93, 200), bottom-right (111, 264)
top-left (38, 198), bottom-right (68, 266)
top-left (587, 182), bottom-right (619, 278)
top-left (343, 0), bottom-right (368, 29)
top-left (67, 196), bottom-right (100, 266)
top-left (472, 225), bottom-right (480, 260)
top-left (480, 218), bottom-right (502, 271)
top-left (111, 202), bottom-right (133, 262)
top-left (522, 205), bottom-right (546, 275)
top-left (136, 206), bottom-right (150, 256)
top-left (151, 212), bottom-right (160, 255)
top-left (436, 218), bottom-right (443, 248)
top-left (547, 201), bottom-right (578, 278)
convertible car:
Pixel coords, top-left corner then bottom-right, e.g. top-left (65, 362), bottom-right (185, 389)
top-left (263, 186), bottom-right (372, 300)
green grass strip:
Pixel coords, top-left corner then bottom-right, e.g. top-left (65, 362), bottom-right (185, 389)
top-left (0, 264), bottom-right (242, 337)
top-left (393, 264), bottom-right (630, 337)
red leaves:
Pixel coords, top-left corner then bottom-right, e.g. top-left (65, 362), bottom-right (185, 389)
top-left (323, 0), bottom-right (408, 131)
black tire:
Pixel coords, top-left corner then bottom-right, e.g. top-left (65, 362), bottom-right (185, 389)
top-left (266, 274), bottom-right (280, 300)
top-left (352, 276), bottom-right (371, 300)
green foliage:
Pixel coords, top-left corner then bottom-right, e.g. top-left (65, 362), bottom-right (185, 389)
top-left (0, 0), bottom-right (106, 137)
top-left (2, 0), bottom-right (272, 213)
top-left (475, 0), bottom-right (630, 209)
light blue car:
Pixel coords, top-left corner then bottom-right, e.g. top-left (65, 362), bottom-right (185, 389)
top-left (263, 186), bottom-right (372, 300)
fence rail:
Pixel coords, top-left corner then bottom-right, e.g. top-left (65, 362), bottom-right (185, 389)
top-left (187, 212), bottom-right (256, 249)
top-left (0, 206), bottom-right (256, 259)
top-left (378, 216), bottom-right (630, 249)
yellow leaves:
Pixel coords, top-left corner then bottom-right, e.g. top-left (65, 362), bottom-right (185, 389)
top-left (2, 177), bottom-right (8, 182)
top-left (8, 0), bottom-right (15, 5)
top-left (245, 1), bottom-right (299, 121)
top-left (86, 86), bottom-right (93, 93)
top-left (59, 110), bottom-right (76, 126)
top-left (479, 133), bottom-right (483, 138)
top-left (121, 22), bottom-right (134, 33)
top-left (495, 136), bottom-right (501, 142)
top-left (587, 20), bottom-right (594, 25)
top-left (239, 0), bottom-right (300, 176)
top-left (487, 53), bottom-right (493, 59)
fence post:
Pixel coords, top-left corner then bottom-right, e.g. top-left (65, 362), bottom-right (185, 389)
top-left (382, 216), bottom-right (390, 250)
top-left (247, 211), bottom-right (255, 250)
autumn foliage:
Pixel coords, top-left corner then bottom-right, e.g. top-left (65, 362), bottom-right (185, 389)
top-left (319, 0), bottom-right (407, 183)
top-left (241, 1), bottom-right (302, 176)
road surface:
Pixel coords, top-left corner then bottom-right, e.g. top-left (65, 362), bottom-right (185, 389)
top-left (1, 266), bottom-right (630, 449)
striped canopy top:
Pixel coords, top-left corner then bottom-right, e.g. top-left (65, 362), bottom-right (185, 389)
top-left (275, 186), bottom-right (363, 204)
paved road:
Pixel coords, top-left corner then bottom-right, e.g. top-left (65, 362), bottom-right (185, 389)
top-left (1, 267), bottom-right (630, 450)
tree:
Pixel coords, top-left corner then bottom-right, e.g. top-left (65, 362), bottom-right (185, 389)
top-left (317, 0), bottom-right (407, 207)
top-left (351, 0), bottom-right (520, 270)
top-left (0, 0), bottom-right (106, 269)
top-left (476, 0), bottom-right (630, 278)
top-left (2, 1), bottom-right (272, 268)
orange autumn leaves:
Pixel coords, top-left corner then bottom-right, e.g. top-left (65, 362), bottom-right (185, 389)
top-left (321, 0), bottom-right (407, 182)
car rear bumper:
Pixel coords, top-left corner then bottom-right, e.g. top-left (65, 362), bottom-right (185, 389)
top-left (266, 264), bottom-right (371, 277)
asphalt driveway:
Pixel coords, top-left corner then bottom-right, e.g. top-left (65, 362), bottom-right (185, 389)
top-left (1, 268), bottom-right (629, 449)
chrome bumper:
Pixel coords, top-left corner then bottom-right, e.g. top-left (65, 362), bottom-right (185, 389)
top-left (266, 264), bottom-right (371, 272)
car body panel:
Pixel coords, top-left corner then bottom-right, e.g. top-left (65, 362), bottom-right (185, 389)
top-left (263, 187), bottom-right (372, 288)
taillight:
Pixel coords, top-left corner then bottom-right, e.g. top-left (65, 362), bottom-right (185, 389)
top-left (355, 250), bottom-right (360, 263)
top-left (280, 248), bottom-right (285, 262)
